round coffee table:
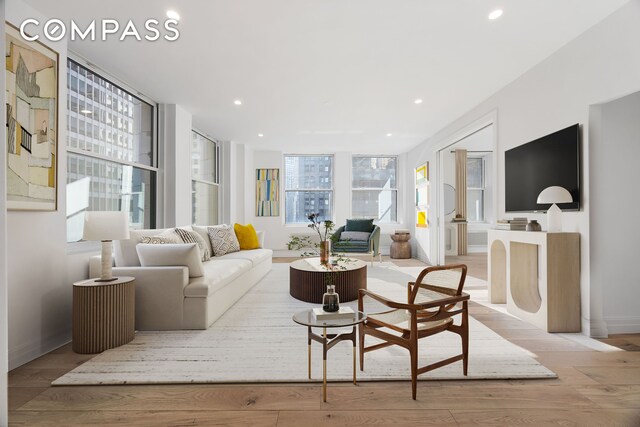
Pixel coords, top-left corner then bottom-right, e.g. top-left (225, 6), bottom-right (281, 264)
top-left (289, 257), bottom-right (367, 303)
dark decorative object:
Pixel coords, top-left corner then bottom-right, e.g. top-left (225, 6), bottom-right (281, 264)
top-left (526, 220), bottom-right (542, 232)
top-left (322, 284), bottom-right (340, 312)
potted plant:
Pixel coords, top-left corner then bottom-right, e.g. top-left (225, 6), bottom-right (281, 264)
top-left (287, 213), bottom-right (335, 265)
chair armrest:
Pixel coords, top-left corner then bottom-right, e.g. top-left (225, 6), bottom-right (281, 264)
top-left (359, 288), bottom-right (469, 313)
top-left (368, 226), bottom-right (380, 256)
top-left (359, 288), bottom-right (415, 311)
top-left (331, 226), bottom-right (345, 244)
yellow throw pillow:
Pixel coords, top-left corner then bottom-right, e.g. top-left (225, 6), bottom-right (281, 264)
top-left (234, 223), bottom-right (260, 250)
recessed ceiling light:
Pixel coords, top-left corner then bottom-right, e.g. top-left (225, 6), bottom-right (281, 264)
top-left (414, 99), bottom-right (423, 104)
top-left (488, 9), bottom-right (503, 20)
top-left (386, 133), bottom-right (393, 137)
top-left (233, 99), bottom-right (242, 106)
top-left (258, 133), bottom-right (264, 137)
top-left (80, 109), bottom-right (92, 114)
top-left (166, 10), bottom-right (180, 21)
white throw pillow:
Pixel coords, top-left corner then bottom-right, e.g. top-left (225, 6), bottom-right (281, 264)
top-left (136, 243), bottom-right (204, 278)
top-left (207, 225), bottom-right (240, 256)
top-left (175, 227), bottom-right (211, 261)
top-left (140, 229), bottom-right (182, 245)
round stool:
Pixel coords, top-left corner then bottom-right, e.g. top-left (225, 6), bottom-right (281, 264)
top-left (390, 231), bottom-right (412, 259)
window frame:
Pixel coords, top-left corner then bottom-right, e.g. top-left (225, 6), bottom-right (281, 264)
top-left (283, 154), bottom-right (335, 225)
top-left (351, 154), bottom-right (399, 224)
top-left (191, 129), bottom-right (221, 225)
top-left (466, 156), bottom-right (486, 223)
top-left (66, 53), bottom-right (159, 245)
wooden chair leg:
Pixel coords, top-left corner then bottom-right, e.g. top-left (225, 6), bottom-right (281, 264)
top-left (462, 301), bottom-right (469, 376)
top-left (359, 325), bottom-right (365, 371)
top-left (410, 346), bottom-right (418, 400)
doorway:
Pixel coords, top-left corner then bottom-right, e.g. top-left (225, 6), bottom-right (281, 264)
top-left (436, 122), bottom-right (496, 267)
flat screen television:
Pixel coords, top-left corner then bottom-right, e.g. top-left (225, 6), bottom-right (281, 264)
top-left (505, 124), bottom-right (580, 212)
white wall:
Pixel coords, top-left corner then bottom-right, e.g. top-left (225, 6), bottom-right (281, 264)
top-left (404, 0), bottom-right (640, 336)
top-left (245, 149), bottom-right (404, 253)
top-left (590, 91), bottom-right (640, 334)
top-left (1, 0), bottom-right (8, 422)
top-left (6, 0), bottom-right (72, 369)
top-left (161, 104), bottom-right (193, 227)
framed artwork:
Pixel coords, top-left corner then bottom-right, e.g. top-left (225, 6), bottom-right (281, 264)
top-left (5, 23), bottom-right (59, 211)
top-left (415, 162), bottom-right (429, 227)
top-left (256, 168), bottom-right (280, 216)
top-left (415, 163), bottom-right (428, 186)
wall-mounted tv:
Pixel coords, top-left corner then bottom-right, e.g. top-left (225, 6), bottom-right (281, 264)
top-left (505, 124), bottom-right (580, 212)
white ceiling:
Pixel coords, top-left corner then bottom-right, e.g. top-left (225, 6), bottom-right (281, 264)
top-left (25, 0), bottom-right (629, 154)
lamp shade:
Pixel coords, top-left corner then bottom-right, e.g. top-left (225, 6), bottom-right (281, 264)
top-left (82, 211), bottom-right (130, 241)
top-left (536, 186), bottom-right (573, 205)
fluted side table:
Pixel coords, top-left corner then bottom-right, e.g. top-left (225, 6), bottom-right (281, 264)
top-left (73, 276), bottom-right (135, 354)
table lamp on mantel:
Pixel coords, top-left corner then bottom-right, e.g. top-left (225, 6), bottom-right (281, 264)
top-left (83, 211), bottom-right (130, 282)
top-left (536, 186), bottom-right (573, 232)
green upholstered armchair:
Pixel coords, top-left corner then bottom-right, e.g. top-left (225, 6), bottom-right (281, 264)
top-left (331, 219), bottom-right (382, 265)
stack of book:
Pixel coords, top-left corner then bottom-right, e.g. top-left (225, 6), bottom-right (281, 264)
top-left (312, 307), bottom-right (355, 321)
top-left (496, 218), bottom-right (528, 231)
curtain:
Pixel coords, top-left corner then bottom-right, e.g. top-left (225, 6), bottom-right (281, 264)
top-left (455, 149), bottom-right (468, 255)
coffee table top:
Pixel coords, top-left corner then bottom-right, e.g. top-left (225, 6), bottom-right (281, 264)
top-left (290, 257), bottom-right (366, 273)
top-left (292, 309), bottom-right (366, 328)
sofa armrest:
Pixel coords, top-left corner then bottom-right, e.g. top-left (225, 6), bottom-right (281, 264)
top-left (111, 265), bottom-right (189, 330)
top-left (256, 230), bottom-right (265, 248)
top-left (369, 226), bottom-right (381, 256)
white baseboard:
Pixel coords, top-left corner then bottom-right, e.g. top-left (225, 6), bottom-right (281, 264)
top-left (9, 329), bottom-right (71, 370)
top-left (467, 246), bottom-right (488, 254)
top-left (588, 318), bottom-right (609, 338)
top-left (604, 315), bottom-right (640, 335)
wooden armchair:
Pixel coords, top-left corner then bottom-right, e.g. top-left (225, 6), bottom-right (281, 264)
top-left (357, 264), bottom-right (469, 399)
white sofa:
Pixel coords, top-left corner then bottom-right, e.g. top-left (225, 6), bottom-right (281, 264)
top-left (89, 227), bottom-right (272, 330)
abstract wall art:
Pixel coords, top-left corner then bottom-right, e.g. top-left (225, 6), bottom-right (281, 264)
top-left (5, 24), bottom-right (58, 211)
top-left (256, 168), bottom-right (280, 216)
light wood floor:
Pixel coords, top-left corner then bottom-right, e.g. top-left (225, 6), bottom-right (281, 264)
top-left (8, 256), bottom-right (640, 426)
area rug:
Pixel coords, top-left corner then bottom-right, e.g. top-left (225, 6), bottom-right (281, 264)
top-left (53, 263), bottom-right (556, 385)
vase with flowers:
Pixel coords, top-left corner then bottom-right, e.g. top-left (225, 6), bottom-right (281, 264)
top-left (287, 212), bottom-right (335, 265)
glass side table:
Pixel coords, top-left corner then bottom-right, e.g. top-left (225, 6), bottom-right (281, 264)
top-left (292, 309), bottom-right (366, 402)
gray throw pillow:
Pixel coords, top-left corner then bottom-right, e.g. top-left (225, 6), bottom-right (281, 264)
top-left (340, 231), bottom-right (371, 241)
top-left (207, 225), bottom-right (241, 256)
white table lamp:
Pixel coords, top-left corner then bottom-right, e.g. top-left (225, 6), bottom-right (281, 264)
top-left (83, 211), bottom-right (130, 282)
top-left (537, 186), bottom-right (572, 232)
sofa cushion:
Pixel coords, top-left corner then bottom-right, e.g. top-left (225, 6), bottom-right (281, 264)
top-left (115, 228), bottom-right (171, 267)
top-left (340, 231), bottom-right (371, 241)
top-left (234, 223), bottom-right (260, 250)
top-left (184, 259), bottom-right (252, 297)
top-left (345, 219), bottom-right (374, 232)
top-left (218, 248), bottom-right (273, 266)
top-left (136, 243), bottom-right (204, 278)
top-left (208, 225), bottom-right (241, 256)
top-left (333, 241), bottom-right (370, 252)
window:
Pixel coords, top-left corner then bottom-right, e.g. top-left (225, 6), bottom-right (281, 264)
top-left (352, 156), bottom-right (398, 223)
top-left (66, 59), bottom-right (157, 242)
top-left (192, 131), bottom-right (220, 225)
top-left (467, 157), bottom-right (485, 222)
top-left (284, 155), bottom-right (333, 223)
